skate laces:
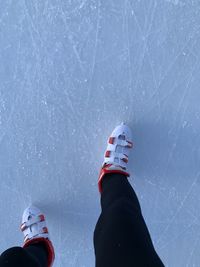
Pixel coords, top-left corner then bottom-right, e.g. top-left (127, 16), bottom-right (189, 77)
top-left (103, 134), bottom-right (130, 170)
top-left (21, 213), bottom-right (48, 242)
top-left (114, 134), bottom-right (126, 164)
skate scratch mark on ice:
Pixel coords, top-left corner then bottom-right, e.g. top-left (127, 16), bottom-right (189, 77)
top-left (12, 13), bottom-right (24, 83)
top-left (153, 29), bottom-right (199, 96)
top-left (186, 232), bottom-right (200, 267)
top-left (71, 240), bottom-right (84, 265)
top-left (127, 0), bottom-right (145, 96)
top-left (59, 8), bottom-right (90, 142)
top-left (137, 26), bottom-right (200, 124)
top-left (0, 0), bottom-right (12, 24)
top-left (23, 0), bottom-right (47, 111)
top-left (155, 172), bottom-right (200, 245)
top-left (96, 0), bottom-right (128, 64)
top-left (127, 0), bottom-right (157, 121)
top-left (130, 0), bottom-right (163, 213)
top-left (59, 9), bottom-right (85, 73)
top-left (140, 59), bottom-right (192, 121)
top-left (63, 86), bottom-right (78, 119)
top-left (139, 0), bottom-right (158, 80)
top-left (63, 0), bottom-right (88, 16)
top-left (126, 0), bottom-right (144, 122)
top-left (127, 0), bottom-right (143, 37)
top-left (159, 62), bottom-right (197, 230)
top-left (150, 218), bottom-right (197, 224)
top-left (159, 221), bottom-right (194, 250)
top-left (145, 40), bottom-right (162, 120)
top-left (164, 61), bottom-right (197, 174)
top-left (141, 26), bottom-right (200, 118)
top-left (74, 19), bottom-right (93, 56)
top-left (0, 87), bottom-right (21, 145)
top-left (72, 45), bottom-right (85, 73)
top-left (188, 209), bottom-right (200, 222)
top-left (43, 0), bottom-right (49, 16)
top-left (123, 0), bottom-right (133, 120)
top-left (143, 1), bottom-right (162, 118)
top-left (24, 0), bottom-right (45, 51)
top-left (96, 48), bottom-right (127, 64)
top-left (83, 0), bottom-right (101, 127)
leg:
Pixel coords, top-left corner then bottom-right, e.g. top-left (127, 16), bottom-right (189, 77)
top-left (0, 243), bottom-right (48, 267)
top-left (94, 173), bottom-right (165, 267)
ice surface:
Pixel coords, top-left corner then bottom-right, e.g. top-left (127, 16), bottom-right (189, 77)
top-left (0, 0), bottom-right (200, 266)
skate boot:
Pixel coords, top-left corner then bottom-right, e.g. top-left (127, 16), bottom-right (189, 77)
top-left (20, 205), bottom-right (55, 267)
top-left (98, 122), bottom-right (134, 193)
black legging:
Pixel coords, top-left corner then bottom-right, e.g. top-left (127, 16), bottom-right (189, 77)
top-left (0, 173), bottom-right (165, 267)
top-left (94, 173), bottom-right (165, 267)
top-left (0, 243), bottom-right (48, 267)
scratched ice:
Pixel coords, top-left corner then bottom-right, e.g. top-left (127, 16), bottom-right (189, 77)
top-left (0, 1), bottom-right (200, 266)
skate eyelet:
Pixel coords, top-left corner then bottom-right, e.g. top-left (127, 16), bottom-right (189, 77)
top-left (122, 158), bottom-right (128, 163)
top-left (43, 227), bottom-right (48, 233)
top-left (109, 137), bottom-right (115, 144)
top-left (21, 223), bottom-right (27, 232)
top-left (127, 141), bottom-right (133, 148)
top-left (39, 214), bottom-right (45, 222)
top-left (105, 151), bottom-right (111, 157)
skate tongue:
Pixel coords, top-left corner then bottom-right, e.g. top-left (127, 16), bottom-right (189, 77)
top-left (30, 221), bottom-right (39, 237)
top-left (26, 214), bottom-right (40, 238)
top-left (115, 134), bottom-right (126, 157)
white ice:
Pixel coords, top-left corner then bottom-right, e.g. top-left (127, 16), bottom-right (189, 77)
top-left (0, 0), bottom-right (200, 266)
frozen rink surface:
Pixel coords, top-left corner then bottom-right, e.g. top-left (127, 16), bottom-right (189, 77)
top-left (0, 0), bottom-right (200, 266)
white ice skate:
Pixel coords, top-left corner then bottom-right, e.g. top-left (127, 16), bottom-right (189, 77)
top-left (98, 122), bottom-right (134, 193)
top-left (20, 205), bottom-right (55, 267)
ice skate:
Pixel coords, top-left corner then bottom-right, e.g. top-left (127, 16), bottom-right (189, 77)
top-left (20, 205), bottom-right (55, 267)
top-left (98, 122), bottom-right (134, 193)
